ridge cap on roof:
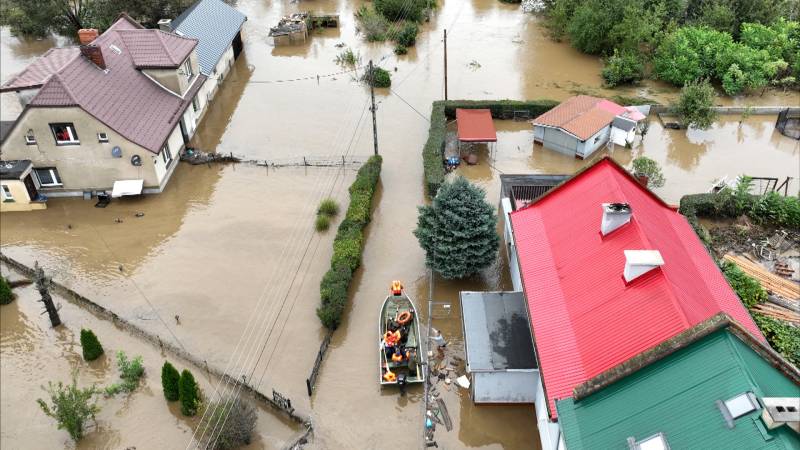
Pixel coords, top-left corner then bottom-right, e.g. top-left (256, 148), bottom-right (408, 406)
top-left (570, 313), bottom-right (800, 401)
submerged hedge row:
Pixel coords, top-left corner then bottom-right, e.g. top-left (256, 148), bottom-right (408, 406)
top-left (422, 99), bottom-right (558, 197)
top-left (317, 155), bottom-right (383, 330)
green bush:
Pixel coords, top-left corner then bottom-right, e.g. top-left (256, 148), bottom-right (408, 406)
top-left (0, 277), bottom-right (14, 305)
top-left (316, 156), bottom-right (382, 330)
top-left (179, 369), bottom-right (200, 416)
top-left (318, 198), bottom-right (340, 217)
top-left (161, 361), bottom-right (180, 401)
top-left (394, 44), bottom-right (408, 55)
top-left (375, 0), bottom-right (426, 22)
top-left (364, 66), bottom-right (392, 88)
top-left (422, 100), bottom-right (557, 197)
top-left (37, 375), bottom-right (100, 442)
top-left (673, 79), bottom-right (717, 130)
top-left (79, 329), bottom-right (104, 361)
top-left (752, 313), bottom-right (800, 366)
top-left (355, 5), bottom-right (390, 41)
top-left (104, 351), bottom-right (144, 396)
top-left (750, 192), bottom-right (800, 229)
top-left (602, 49), bottom-right (644, 87)
top-left (394, 22), bottom-right (418, 47)
top-left (631, 156), bottom-right (665, 188)
top-left (721, 262), bottom-right (768, 308)
top-left (315, 214), bottom-right (331, 232)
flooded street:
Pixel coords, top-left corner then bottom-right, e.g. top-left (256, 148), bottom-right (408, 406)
top-left (1, 0), bottom-right (799, 448)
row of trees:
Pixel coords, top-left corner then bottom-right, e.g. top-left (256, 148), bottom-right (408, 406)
top-left (545, 0), bottom-right (800, 94)
top-left (0, 0), bottom-right (195, 37)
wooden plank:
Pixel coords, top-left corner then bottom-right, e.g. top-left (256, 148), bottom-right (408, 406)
top-left (723, 254), bottom-right (800, 300)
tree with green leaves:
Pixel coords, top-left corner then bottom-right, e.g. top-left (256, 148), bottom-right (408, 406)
top-left (631, 156), bottom-right (666, 188)
top-left (79, 329), bottom-right (104, 361)
top-left (104, 351), bottom-right (145, 396)
top-left (0, 277), bottom-right (13, 305)
top-left (602, 49), bottom-right (645, 87)
top-left (161, 361), bottom-right (181, 401)
top-left (673, 79), bottom-right (718, 129)
top-left (37, 374), bottom-right (100, 442)
top-left (179, 369), bottom-right (200, 416)
top-left (414, 176), bottom-right (499, 279)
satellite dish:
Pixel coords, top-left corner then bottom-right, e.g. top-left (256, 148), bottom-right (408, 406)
top-left (111, 146), bottom-right (122, 158)
top-left (131, 155), bottom-right (142, 166)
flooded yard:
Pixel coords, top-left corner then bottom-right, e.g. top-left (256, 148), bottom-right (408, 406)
top-left (2, 0), bottom-right (799, 448)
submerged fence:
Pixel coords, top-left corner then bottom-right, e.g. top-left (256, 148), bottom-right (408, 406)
top-left (305, 330), bottom-right (333, 396)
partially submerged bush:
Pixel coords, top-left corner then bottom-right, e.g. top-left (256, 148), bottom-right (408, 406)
top-left (317, 156), bottom-right (382, 329)
top-left (602, 49), bottom-right (644, 87)
top-left (394, 44), bottom-right (408, 55)
top-left (673, 79), bottom-right (717, 130)
top-left (363, 66), bottom-right (392, 88)
top-left (161, 361), bottom-right (180, 401)
top-left (315, 214), bottom-right (331, 232)
top-left (375, 0), bottom-right (426, 22)
top-left (179, 369), bottom-right (201, 416)
top-left (631, 156), bottom-right (665, 188)
top-left (393, 22), bottom-right (418, 47)
top-left (37, 374), bottom-right (100, 442)
top-left (318, 198), bottom-right (340, 217)
top-left (80, 329), bottom-right (104, 361)
top-left (196, 396), bottom-right (257, 450)
top-left (334, 48), bottom-right (360, 67)
top-left (104, 351), bottom-right (144, 396)
top-left (356, 6), bottom-right (390, 41)
top-left (0, 277), bottom-right (14, 305)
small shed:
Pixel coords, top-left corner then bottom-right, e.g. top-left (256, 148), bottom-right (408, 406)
top-left (460, 291), bottom-right (538, 404)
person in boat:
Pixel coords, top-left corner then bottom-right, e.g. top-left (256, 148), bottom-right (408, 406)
top-left (391, 345), bottom-right (405, 363)
top-left (391, 280), bottom-right (403, 296)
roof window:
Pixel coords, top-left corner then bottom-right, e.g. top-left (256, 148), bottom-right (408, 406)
top-left (627, 432), bottom-right (669, 450)
top-left (717, 392), bottom-right (759, 428)
top-left (109, 44), bottom-right (122, 55)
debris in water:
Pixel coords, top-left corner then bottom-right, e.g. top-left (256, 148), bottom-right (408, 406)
top-left (335, 42), bottom-right (346, 48)
top-left (135, 212), bottom-right (144, 218)
top-left (175, 315), bottom-right (181, 325)
top-left (467, 60), bottom-right (482, 71)
top-left (456, 375), bottom-right (470, 389)
top-left (181, 148), bottom-right (240, 165)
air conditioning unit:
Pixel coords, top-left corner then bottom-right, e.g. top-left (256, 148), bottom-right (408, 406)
top-left (761, 397), bottom-right (800, 434)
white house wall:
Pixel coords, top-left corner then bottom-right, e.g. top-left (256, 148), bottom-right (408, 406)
top-left (196, 44), bottom-right (236, 124)
top-left (152, 124), bottom-right (184, 188)
top-left (535, 372), bottom-right (561, 450)
top-left (502, 197), bottom-right (523, 291)
top-left (541, 127), bottom-right (579, 156)
top-left (576, 125), bottom-right (611, 158)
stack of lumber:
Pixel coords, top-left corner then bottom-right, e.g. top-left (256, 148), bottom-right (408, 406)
top-left (751, 303), bottom-right (800, 325)
top-left (723, 254), bottom-right (800, 300)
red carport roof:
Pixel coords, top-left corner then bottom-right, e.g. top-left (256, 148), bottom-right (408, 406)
top-left (509, 157), bottom-right (763, 420)
top-left (456, 108), bottom-right (497, 142)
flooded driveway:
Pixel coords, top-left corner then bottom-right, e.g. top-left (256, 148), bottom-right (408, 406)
top-left (2, 0), bottom-right (799, 448)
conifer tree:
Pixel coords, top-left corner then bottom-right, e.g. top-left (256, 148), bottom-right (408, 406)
top-left (80, 329), bottom-right (103, 361)
top-left (161, 361), bottom-right (180, 401)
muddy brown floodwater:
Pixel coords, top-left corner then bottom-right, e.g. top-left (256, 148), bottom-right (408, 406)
top-left (1, 0), bottom-right (799, 448)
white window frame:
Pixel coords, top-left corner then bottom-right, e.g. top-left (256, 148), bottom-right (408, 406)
top-left (25, 132), bottom-right (36, 145)
top-left (98, 132), bottom-right (109, 143)
top-left (34, 168), bottom-right (62, 187)
top-left (160, 144), bottom-right (173, 167)
top-left (1, 184), bottom-right (14, 202)
top-left (50, 123), bottom-right (80, 145)
top-left (183, 59), bottom-right (194, 83)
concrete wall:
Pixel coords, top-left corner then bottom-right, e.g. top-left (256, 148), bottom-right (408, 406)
top-left (577, 125), bottom-right (611, 158)
top-left (0, 106), bottom-right (173, 195)
top-left (0, 179), bottom-right (45, 212)
top-left (542, 127), bottom-right (579, 156)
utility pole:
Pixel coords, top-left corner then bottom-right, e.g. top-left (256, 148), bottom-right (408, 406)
top-left (443, 29), bottom-right (448, 101)
top-left (368, 59), bottom-right (379, 156)
top-left (34, 261), bottom-right (61, 327)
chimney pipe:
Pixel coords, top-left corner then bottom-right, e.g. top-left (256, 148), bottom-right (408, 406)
top-left (78, 28), bottom-right (99, 45)
top-left (80, 44), bottom-right (106, 70)
top-left (158, 19), bottom-right (173, 32)
top-left (601, 203), bottom-right (632, 236)
top-left (623, 250), bottom-right (664, 283)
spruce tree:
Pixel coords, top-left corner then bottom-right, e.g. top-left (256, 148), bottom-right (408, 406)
top-left (414, 176), bottom-right (500, 279)
top-left (161, 361), bottom-right (180, 401)
top-left (80, 329), bottom-right (104, 361)
top-left (178, 369), bottom-right (200, 416)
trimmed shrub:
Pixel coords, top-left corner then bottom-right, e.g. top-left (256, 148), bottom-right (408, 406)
top-left (318, 198), bottom-right (340, 217)
top-left (179, 369), bottom-right (200, 416)
top-left (80, 329), bottom-right (104, 361)
top-left (197, 396), bottom-right (257, 449)
top-left (0, 277), bottom-right (12, 305)
top-left (161, 361), bottom-right (180, 401)
top-left (317, 155), bottom-right (383, 329)
top-left (422, 100), bottom-right (558, 197)
top-left (721, 262), bottom-right (768, 308)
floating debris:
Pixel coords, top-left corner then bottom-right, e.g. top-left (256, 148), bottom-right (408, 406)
top-left (181, 148), bottom-right (241, 165)
top-left (468, 60), bottom-right (482, 71)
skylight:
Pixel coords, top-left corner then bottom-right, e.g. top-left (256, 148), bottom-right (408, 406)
top-left (725, 392), bottom-right (759, 419)
top-left (109, 44), bottom-right (122, 55)
top-left (628, 432), bottom-right (670, 450)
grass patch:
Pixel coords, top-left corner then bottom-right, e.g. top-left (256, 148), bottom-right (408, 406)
top-left (315, 215), bottom-right (331, 232)
top-left (317, 155), bottom-right (383, 329)
top-left (318, 198), bottom-right (340, 216)
top-left (422, 99), bottom-right (558, 197)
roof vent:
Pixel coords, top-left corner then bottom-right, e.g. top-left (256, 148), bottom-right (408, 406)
top-left (601, 203), bottom-right (632, 236)
top-left (624, 250), bottom-right (664, 283)
top-left (761, 397), bottom-right (800, 434)
top-left (158, 18), bottom-right (172, 32)
top-left (627, 432), bottom-right (669, 450)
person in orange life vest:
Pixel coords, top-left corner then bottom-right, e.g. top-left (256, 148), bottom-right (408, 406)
top-left (391, 280), bottom-right (403, 296)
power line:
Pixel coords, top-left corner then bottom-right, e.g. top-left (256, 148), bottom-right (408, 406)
top-left (389, 88), bottom-right (430, 122)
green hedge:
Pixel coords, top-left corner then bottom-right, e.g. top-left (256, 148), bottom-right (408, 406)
top-left (721, 262), bottom-right (768, 308)
top-left (752, 313), bottom-right (800, 367)
top-left (422, 99), bottom-right (558, 197)
top-left (317, 155), bottom-right (383, 330)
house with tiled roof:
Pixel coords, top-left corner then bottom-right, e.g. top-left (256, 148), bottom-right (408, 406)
top-left (557, 313), bottom-right (800, 450)
top-left (531, 95), bottom-right (646, 158)
top-left (502, 157), bottom-right (766, 450)
top-left (160, 0), bottom-right (246, 113)
top-left (0, 14), bottom-right (208, 200)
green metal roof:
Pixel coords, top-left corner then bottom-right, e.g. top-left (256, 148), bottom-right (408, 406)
top-left (557, 328), bottom-right (800, 450)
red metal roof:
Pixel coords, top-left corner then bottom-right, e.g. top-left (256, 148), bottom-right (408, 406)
top-left (456, 108), bottom-right (497, 142)
top-left (509, 158), bottom-right (763, 420)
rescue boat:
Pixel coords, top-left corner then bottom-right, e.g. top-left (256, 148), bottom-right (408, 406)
top-left (379, 281), bottom-right (425, 387)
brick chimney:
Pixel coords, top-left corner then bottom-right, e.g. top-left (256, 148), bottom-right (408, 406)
top-left (78, 28), bottom-right (99, 45)
top-left (80, 44), bottom-right (106, 70)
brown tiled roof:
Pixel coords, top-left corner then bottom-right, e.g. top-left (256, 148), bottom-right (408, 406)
top-left (0, 47), bottom-right (80, 92)
top-left (118, 29), bottom-right (197, 68)
top-left (4, 15), bottom-right (204, 154)
top-left (532, 95), bottom-right (619, 141)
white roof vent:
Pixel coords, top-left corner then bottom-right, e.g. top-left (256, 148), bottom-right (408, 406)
top-left (761, 397), bottom-right (800, 433)
top-left (624, 250), bottom-right (664, 283)
top-left (601, 203), bottom-right (632, 236)
top-left (157, 18), bottom-right (172, 32)
top-left (627, 432), bottom-right (669, 450)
